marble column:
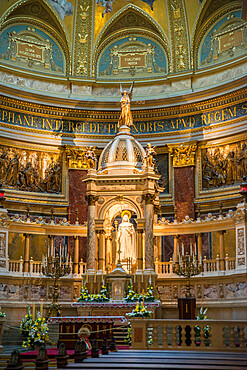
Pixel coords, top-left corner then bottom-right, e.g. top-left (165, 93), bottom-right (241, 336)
top-left (144, 194), bottom-right (155, 270)
top-left (173, 234), bottom-right (179, 262)
top-left (86, 195), bottom-right (98, 271)
top-left (98, 231), bottom-right (105, 271)
top-left (105, 236), bottom-right (112, 270)
top-left (24, 234), bottom-right (30, 273)
top-left (174, 166), bottom-right (195, 253)
top-left (197, 233), bottom-right (202, 258)
top-left (218, 230), bottom-right (226, 270)
top-left (137, 229), bottom-right (143, 270)
top-left (48, 235), bottom-right (54, 258)
top-left (74, 236), bottom-right (79, 274)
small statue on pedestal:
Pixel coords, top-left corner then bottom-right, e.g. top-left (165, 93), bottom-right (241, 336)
top-left (85, 147), bottom-right (97, 169)
top-left (144, 143), bottom-right (156, 168)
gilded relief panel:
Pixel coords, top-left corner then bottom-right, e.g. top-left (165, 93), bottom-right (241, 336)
top-left (201, 139), bottom-right (247, 190)
top-left (0, 144), bottom-right (62, 194)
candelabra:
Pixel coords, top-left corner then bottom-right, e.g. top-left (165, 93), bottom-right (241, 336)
top-left (42, 253), bottom-right (71, 318)
top-left (173, 252), bottom-right (202, 298)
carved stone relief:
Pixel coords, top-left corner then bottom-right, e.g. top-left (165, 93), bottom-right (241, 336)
top-left (237, 228), bottom-right (245, 256)
top-left (0, 145), bottom-right (62, 194)
top-left (201, 140), bottom-right (247, 190)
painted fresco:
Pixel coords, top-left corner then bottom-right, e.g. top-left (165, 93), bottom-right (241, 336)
top-left (94, 1), bottom-right (168, 43)
top-left (47, 0), bottom-right (73, 20)
top-left (199, 11), bottom-right (247, 68)
top-left (96, 0), bottom-right (157, 17)
top-left (98, 36), bottom-right (167, 78)
top-left (0, 25), bottom-right (65, 74)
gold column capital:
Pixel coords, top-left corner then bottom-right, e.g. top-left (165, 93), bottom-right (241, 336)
top-left (168, 142), bottom-right (197, 167)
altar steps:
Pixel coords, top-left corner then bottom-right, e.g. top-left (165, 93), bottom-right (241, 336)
top-left (61, 350), bottom-right (247, 370)
top-left (113, 325), bottom-right (129, 346)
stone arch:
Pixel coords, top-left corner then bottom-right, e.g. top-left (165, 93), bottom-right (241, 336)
top-left (191, 0), bottom-right (242, 69)
top-left (99, 196), bottom-right (143, 222)
top-left (0, 0), bottom-right (71, 75)
top-left (92, 4), bottom-right (170, 78)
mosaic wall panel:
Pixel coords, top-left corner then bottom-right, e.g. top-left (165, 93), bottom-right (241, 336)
top-left (199, 11), bottom-right (247, 68)
top-left (98, 36), bottom-right (167, 78)
top-left (0, 144), bottom-right (62, 194)
top-left (0, 25), bottom-right (65, 74)
top-left (201, 139), bottom-right (247, 190)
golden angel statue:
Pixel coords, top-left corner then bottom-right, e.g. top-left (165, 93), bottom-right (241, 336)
top-left (118, 82), bottom-right (134, 128)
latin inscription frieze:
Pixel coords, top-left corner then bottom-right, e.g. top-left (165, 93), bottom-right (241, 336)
top-left (0, 102), bottom-right (246, 136)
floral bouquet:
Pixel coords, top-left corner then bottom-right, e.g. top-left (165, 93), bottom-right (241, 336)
top-left (77, 285), bottom-right (91, 302)
top-left (90, 284), bottom-right (109, 302)
top-left (0, 307), bottom-right (6, 318)
top-left (144, 285), bottom-right (156, 302)
top-left (20, 309), bottom-right (50, 349)
top-left (126, 302), bottom-right (151, 318)
top-left (124, 281), bottom-right (140, 302)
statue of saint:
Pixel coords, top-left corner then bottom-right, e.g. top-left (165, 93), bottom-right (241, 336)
top-left (117, 210), bottom-right (136, 263)
top-left (118, 82), bottom-right (134, 128)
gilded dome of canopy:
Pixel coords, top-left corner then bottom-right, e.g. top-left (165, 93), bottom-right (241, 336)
top-left (98, 126), bottom-right (145, 174)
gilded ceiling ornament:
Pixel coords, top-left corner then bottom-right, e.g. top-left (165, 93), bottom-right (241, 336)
top-left (74, 1), bottom-right (92, 76)
top-left (167, 0), bottom-right (190, 72)
top-left (169, 143), bottom-right (197, 167)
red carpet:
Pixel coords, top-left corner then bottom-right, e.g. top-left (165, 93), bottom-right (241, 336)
top-left (20, 346), bottom-right (129, 361)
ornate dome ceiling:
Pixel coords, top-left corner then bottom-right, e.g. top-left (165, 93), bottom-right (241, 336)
top-left (0, 0), bottom-right (246, 107)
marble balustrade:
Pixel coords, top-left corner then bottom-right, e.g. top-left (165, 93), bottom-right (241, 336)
top-left (130, 319), bottom-right (247, 351)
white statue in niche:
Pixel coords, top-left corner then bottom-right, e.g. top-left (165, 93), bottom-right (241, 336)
top-left (117, 210), bottom-right (136, 263)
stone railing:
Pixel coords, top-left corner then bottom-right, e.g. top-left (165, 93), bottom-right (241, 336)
top-left (130, 319), bottom-right (247, 352)
top-left (155, 255), bottom-right (236, 277)
top-left (8, 257), bottom-right (87, 277)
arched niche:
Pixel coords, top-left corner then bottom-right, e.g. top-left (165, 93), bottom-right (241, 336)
top-left (93, 4), bottom-right (170, 79)
top-left (197, 10), bottom-right (246, 69)
top-left (99, 197), bottom-right (143, 227)
top-left (0, 0), bottom-right (71, 75)
top-left (191, 0), bottom-right (243, 69)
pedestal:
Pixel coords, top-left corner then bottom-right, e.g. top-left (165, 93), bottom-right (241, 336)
top-left (178, 297), bottom-right (196, 319)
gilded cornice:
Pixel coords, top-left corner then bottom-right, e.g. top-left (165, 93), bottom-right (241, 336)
top-left (0, 87), bottom-right (245, 120)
